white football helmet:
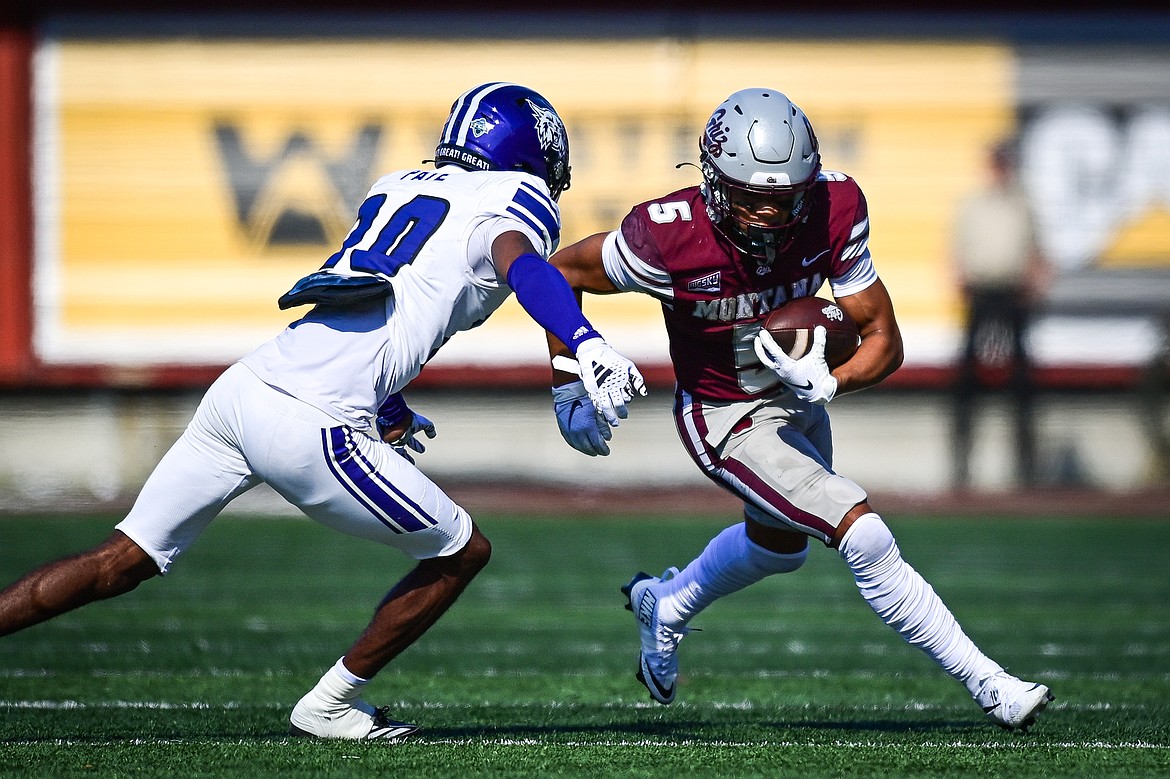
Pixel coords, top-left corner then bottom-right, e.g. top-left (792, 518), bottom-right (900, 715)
top-left (699, 88), bottom-right (821, 262)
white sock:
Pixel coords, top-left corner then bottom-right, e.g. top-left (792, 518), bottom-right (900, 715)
top-left (312, 657), bottom-right (369, 703)
top-left (838, 513), bottom-right (1002, 695)
top-left (656, 523), bottom-right (808, 628)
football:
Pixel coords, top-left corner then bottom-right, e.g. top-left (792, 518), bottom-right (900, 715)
top-left (761, 296), bottom-right (860, 369)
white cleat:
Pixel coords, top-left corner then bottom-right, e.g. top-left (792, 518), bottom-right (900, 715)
top-left (289, 689), bottom-right (419, 741)
top-left (973, 671), bottom-right (1054, 732)
top-left (622, 569), bottom-right (691, 705)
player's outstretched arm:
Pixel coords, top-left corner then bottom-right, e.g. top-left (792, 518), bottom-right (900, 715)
top-left (493, 232), bottom-right (645, 437)
top-left (544, 232), bottom-right (621, 389)
top-left (540, 232), bottom-right (646, 455)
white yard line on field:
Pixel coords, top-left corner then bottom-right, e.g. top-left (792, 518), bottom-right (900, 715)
top-left (0, 735), bottom-right (1167, 750)
top-left (4, 698), bottom-right (1166, 751)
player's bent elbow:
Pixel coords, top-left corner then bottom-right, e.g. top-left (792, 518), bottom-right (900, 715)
top-left (872, 330), bottom-right (904, 380)
top-left (887, 342), bottom-right (905, 375)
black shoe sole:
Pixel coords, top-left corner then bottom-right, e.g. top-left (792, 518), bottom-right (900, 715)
top-left (621, 571), bottom-right (653, 611)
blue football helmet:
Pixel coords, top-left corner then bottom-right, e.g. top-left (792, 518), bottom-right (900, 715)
top-left (434, 82), bottom-right (572, 200)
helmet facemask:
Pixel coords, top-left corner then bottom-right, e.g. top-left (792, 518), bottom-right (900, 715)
top-left (701, 159), bottom-right (817, 263)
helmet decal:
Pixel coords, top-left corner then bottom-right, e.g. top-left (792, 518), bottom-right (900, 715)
top-left (440, 81), bottom-right (507, 149)
top-left (526, 97), bottom-right (569, 185)
top-left (703, 108), bottom-right (729, 158)
top-left (526, 99), bottom-right (566, 157)
top-left (469, 117), bottom-right (493, 138)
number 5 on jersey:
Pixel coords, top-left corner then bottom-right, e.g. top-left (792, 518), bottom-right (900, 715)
top-left (647, 201), bottom-right (692, 224)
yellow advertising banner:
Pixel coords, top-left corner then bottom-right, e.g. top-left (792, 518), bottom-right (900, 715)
top-left (34, 37), bottom-right (1013, 368)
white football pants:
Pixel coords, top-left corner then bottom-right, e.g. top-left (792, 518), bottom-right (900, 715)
top-left (117, 363), bottom-right (472, 573)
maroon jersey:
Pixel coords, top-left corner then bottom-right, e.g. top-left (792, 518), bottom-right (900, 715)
top-left (605, 172), bottom-right (875, 402)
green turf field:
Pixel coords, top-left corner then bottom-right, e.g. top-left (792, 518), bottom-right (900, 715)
top-left (1, 512), bottom-right (1168, 777)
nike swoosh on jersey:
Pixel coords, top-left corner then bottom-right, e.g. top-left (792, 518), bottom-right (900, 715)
top-left (801, 249), bottom-right (830, 267)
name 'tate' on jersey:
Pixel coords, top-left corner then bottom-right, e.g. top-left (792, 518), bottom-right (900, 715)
top-left (241, 166), bottom-right (560, 431)
top-left (600, 171), bottom-right (878, 402)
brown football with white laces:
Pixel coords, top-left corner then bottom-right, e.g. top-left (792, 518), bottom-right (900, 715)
top-left (762, 296), bottom-right (860, 369)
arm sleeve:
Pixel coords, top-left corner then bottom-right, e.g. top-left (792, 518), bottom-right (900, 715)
top-left (506, 253), bottom-right (600, 351)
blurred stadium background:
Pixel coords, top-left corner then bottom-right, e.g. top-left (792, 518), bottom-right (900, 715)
top-left (1, 3), bottom-right (1168, 515)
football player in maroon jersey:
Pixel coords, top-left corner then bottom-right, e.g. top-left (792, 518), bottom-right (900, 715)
top-left (546, 88), bottom-right (1052, 731)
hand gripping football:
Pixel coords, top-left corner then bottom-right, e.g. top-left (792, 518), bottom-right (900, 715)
top-left (761, 297), bottom-right (860, 369)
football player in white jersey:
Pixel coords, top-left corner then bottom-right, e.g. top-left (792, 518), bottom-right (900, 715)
top-left (545, 88), bottom-right (1052, 731)
top-left (0, 82), bottom-right (644, 741)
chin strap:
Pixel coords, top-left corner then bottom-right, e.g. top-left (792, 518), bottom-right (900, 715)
top-left (762, 233), bottom-right (777, 267)
top-left (754, 232), bottom-right (777, 273)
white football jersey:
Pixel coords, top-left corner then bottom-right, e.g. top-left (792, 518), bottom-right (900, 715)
top-left (240, 165), bottom-right (560, 431)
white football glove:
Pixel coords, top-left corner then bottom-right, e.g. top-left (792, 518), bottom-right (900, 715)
top-left (754, 325), bottom-right (838, 405)
top-left (573, 337), bottom-right (647, 426)
top-left (552, 380), bottom-right (612, 456)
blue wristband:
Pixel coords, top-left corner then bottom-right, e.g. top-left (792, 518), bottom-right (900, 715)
top-left (506, 253), bottom-right (599, 350)
top-left (376, 392), bottom-right (410, 429)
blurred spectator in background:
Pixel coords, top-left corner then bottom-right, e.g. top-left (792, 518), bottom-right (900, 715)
top-left (951, 137), bottom-right (1049, 489)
